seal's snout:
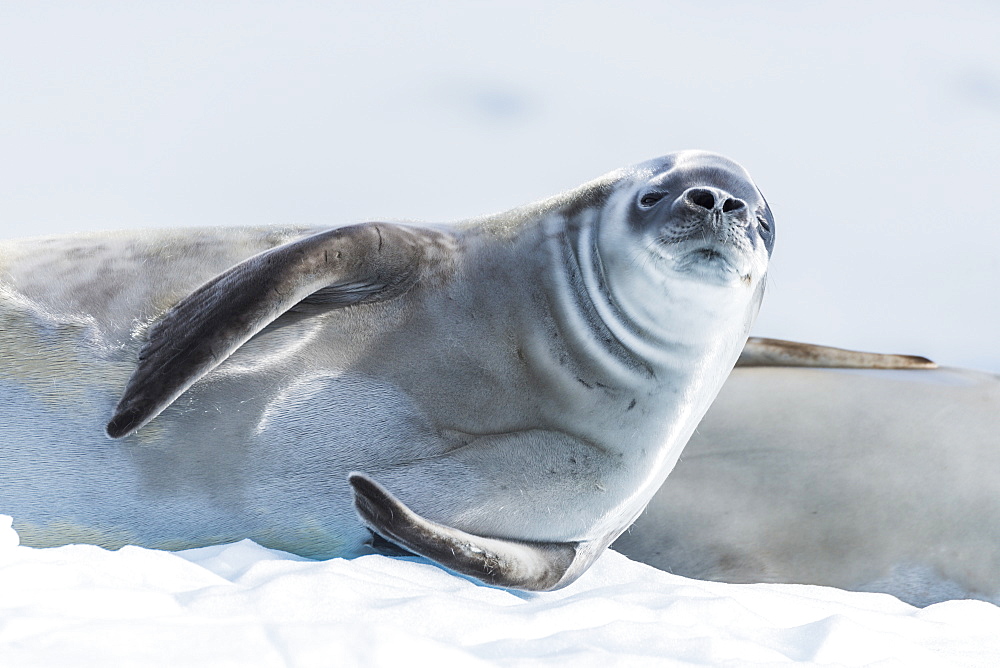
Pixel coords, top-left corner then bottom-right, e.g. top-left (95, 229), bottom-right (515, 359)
top-left (676, 186), bottom-right (751, 238)
top-left (658, 181), bottom-right (765, 280)
top-left (684, 187), bottom-right (746, 216)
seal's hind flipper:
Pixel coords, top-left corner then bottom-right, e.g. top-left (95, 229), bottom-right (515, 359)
top-left (349, 472), bottom-right (582, 592)
top-left (107, 223), bottom-right (447, 438)
top-left (737, 337), bottom-right (936, 370)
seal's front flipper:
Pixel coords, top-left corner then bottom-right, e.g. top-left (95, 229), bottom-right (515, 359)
top-left (737, 337), bottom-right (936, 370)
top-left (107, 223), bottom-right (449, 438)
top-left (349, 472), bottom-right (585, 592)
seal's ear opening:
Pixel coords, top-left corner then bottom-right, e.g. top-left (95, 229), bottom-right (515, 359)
top-left (756, 198), bottom-right (776, 256)
top-left (106, 223), bottom-right (433, 439)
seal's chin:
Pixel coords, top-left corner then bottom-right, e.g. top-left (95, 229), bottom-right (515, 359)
top-left (671, 245), bottom-right (750, 284)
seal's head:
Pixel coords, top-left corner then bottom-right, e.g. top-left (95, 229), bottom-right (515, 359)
top-left (576, 151), bottom-right (774, 371)
top-left (587, 150), bottom-right (773, 300)
top-left (627, 151), bottom-right (774, 286)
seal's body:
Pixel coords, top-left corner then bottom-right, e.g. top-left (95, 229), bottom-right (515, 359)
top-left (0, 151), bottom-right (773, 589)
top-left (615, 364), bottom-right (1000, 606)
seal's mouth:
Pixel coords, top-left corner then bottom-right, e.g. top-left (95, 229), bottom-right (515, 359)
top-left (690, 247), bottom-right (727, 264)
top-left (668, 243), bottom-right (752, 284)
top-left (676, 245), bottom-right (737, 273)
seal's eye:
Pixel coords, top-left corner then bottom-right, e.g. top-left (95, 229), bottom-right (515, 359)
top-left (757, 215), bottom-right (771, 233)
top-left (639, 192), bottom-right (665, 207)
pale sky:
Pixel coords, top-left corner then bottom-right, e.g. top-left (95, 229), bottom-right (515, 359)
top-left (1, 1), bottom-right (998, 370)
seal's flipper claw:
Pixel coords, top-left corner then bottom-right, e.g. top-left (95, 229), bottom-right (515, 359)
top-left (106, 223), bottom-right (443, 439)
top-left (737, 337), bottom-right (936, 370)
top-left (349, 472), bottom-right (581, 592)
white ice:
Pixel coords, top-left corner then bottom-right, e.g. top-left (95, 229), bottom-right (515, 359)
top-left (2, 516), bottom-right (999, 667)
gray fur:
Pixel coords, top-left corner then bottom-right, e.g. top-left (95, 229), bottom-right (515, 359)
top-left (615, 364), bottom-right (1000, 606)
top-left (0, 151), bottom-right (772, 590)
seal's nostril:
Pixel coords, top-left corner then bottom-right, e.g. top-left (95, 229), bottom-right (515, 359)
top-left (722, 198), bottom-right (745, 213)
top-left (689, 189), bottom-right (716, 210)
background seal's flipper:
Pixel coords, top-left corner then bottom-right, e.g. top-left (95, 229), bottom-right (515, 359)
top-left (737, 337), bottom-right (936, 369)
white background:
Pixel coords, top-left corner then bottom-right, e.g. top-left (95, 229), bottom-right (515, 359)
top-left (1, 0), bottom-right (998, 372)
top-left (2, 6), bottom-right (999, 665)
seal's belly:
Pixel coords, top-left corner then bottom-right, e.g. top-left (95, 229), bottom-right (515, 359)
top-left (0, 314), bottom-right (446, 556)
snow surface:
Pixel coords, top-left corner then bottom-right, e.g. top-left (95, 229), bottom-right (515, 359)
top-left (2, 516), bottom-right (999, 667)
